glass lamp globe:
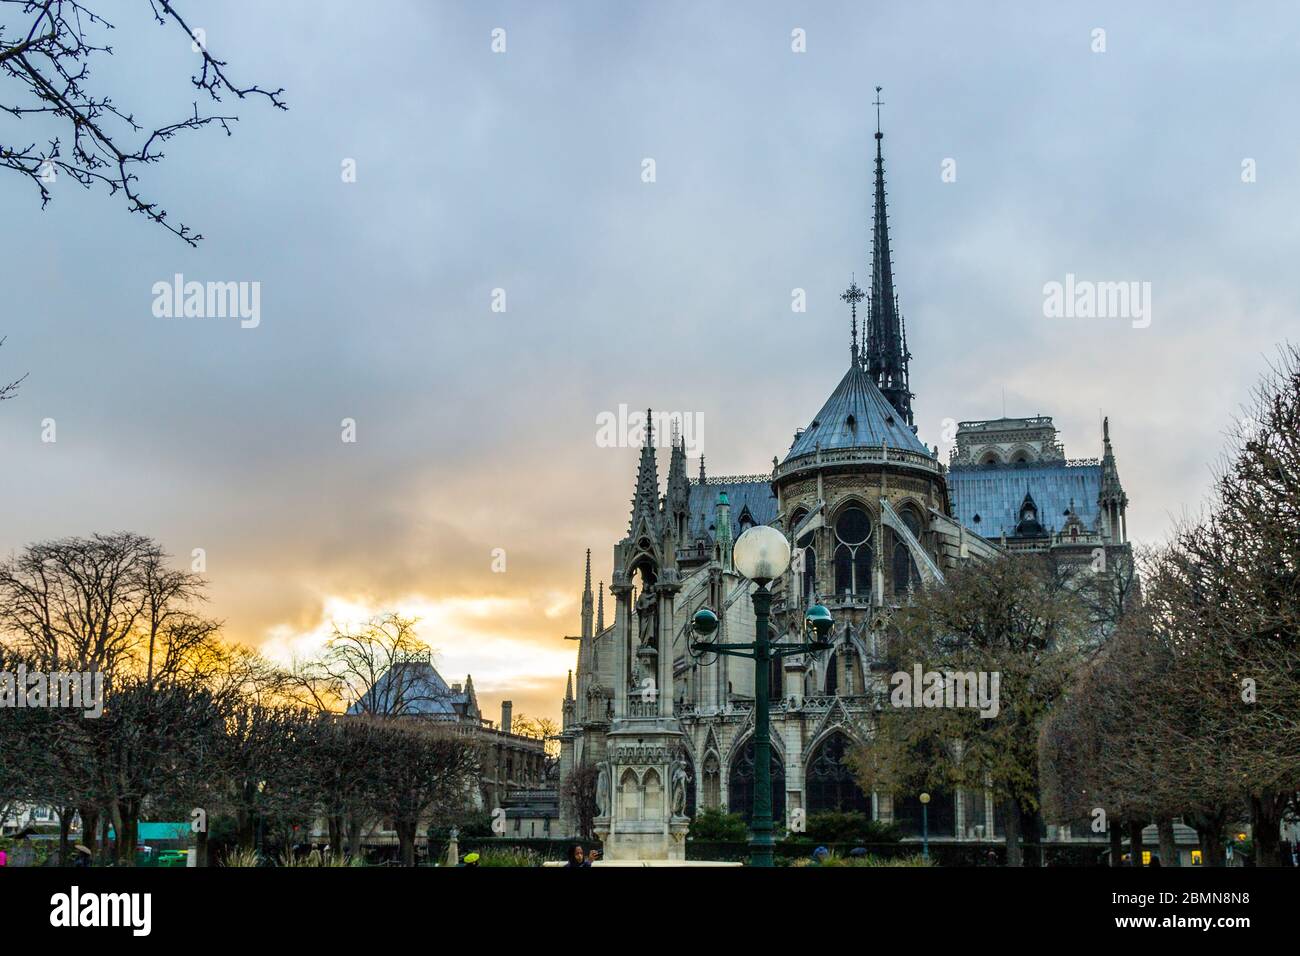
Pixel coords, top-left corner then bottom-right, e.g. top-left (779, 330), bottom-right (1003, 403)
top-left (691, 607), bottom-right (719, 637)
top-left (805, 604), bottom-right (833, 639)
top-left (732, 525), bottom-right (791, 584)
top-left (919, 792), bottom-right (931, 805)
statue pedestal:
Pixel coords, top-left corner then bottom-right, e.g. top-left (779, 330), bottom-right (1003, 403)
top-left (593, 720), bottom-right (691, 862)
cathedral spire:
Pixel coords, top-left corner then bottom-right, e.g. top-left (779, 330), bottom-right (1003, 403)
top-left (629, 408), bottom-right (661, 534)
top-left (666, 424), bottom-right (690, 539)
top-left (581, 549), bottom-right (594, 640)
top-left (1099, 415), bottom-right (1129, 544)
top-left (866, 85), bottom-right (913, 427)
top-left (596, 582), bottom-right (604, 632)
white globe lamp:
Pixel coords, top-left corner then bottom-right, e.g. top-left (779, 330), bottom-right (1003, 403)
top-left (731, 525), bottom-right (791, 585)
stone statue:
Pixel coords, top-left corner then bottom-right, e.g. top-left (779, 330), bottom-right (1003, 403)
top-left (595, 763), bottom-right (609, 818)
top-left (671, 760), bottom-right (688, 817)
top-left (636, 589), bottom-right (658, 649)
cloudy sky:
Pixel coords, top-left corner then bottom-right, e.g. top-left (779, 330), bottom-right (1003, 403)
top-left (2, 1), bottom-right (1296, 722)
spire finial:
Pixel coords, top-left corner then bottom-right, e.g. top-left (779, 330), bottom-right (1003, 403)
top-left (841, 275), bottom-right (865, 369)
top-left (874, 86), bottom-right (884, 139)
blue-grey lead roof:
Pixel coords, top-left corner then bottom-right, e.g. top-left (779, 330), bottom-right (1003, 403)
top-left (948, 462), bottom-right (1102, 539)
top-left (784, 364), bottom-right (930, 461)
top-left (689, 479), bottom-right (778, 538)
top-left (346, 660), bottom-right (471, 717)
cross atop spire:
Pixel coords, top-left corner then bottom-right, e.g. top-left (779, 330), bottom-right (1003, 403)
top-left (841, 276), bottom-right (865, 369)
top-left (873, 85), bottom-right (885, 138)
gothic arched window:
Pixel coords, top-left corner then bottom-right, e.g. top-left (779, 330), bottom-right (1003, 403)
top-left (728, 739), bottom-right (785, 825)
top-left (892, 508), bottom-right (922, 596)
top-left (805, 732), bottom-right (871, 814)
top-left (833, 506), bottom-right (873, 598)
top-left (702, 754), bottom-right (720, 810)
top-left (791, 508), bottom-right (816, 602)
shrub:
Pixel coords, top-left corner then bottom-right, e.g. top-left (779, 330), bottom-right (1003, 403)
top-left (688, 808), bottom-right (749, 842)
top-left (786, 811), bottom-right (901, 845)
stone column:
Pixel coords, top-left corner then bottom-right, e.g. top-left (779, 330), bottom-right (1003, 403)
top-left (611, 584), bottom-right (632, 717)
top-left (657, 586), bottom-right (675, 718)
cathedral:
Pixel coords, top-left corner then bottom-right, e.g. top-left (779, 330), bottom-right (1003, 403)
top-left (555, 114), bottom-right (1131, 860)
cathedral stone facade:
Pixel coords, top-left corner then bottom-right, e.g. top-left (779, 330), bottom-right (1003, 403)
top-left (556, 119), bottom-right (1130, 858)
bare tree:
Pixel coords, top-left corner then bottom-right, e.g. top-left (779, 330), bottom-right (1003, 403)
top-left (289, 613), bottom-right (452, 719)
top-left (1, 0), bottom-right (285, 244)
top-left (560, 763), bottom-right (599, 841)
top-left (362, 719), bottom-right (481, 866)
top-left (0, 531), bottom-right (213, 676)
top-left (511, 713), bottom-right (560, 759)
top-left (0, 336), bottom-right (24, 400)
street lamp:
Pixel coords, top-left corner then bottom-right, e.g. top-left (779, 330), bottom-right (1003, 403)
top-left (919, 792), bottom-right (931, 862)
top-left (691, 525), bottom-right (834, 867)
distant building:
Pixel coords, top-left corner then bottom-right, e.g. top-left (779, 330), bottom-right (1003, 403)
top-left (339, 652), bottom-right (550, 847)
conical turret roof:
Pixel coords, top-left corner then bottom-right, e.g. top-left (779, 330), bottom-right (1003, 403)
top-left (784, 363), bottom-right (929, 462)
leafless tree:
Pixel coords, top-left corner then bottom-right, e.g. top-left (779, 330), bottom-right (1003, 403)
top-left (0, 531), bottom-right (214, 676)
top-left (560, 762), bottom-right (599, 841)
top-left (1, 0), bottom-right (285, 244)
top-left (0, 336), bottom-right (25, 400)
top-left (360, 718), bottom-right (481, 866)
top-left (288, 613), bottom-right (453, 719)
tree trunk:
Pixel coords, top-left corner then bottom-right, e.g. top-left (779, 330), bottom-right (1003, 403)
top-left (1193, 817), bottom-right (1226, 867)
top-left (346, 814), bottom-right (362, 860)
top-left (328, 816), bottom-right (343, 856)
top-left (236, 807), bottom-right (255, 852)
top-left (1109, 821), bottom-right (1124, 867)
top-left (1020, 806), bottom-right (1042, 867)
top-left (57, 807), bottom-right (74, 864)
top-left (1127, 818), bottom-right (1145, 866)
top-left (1250, 793), bottom-right (1284, 867)
top-left (1003, 802), bottom-right (1023, 867)
top-left (108, 798), bottom-right (128, 865)
top-left (78, 805), bottom-right (100, 855)
top-left (1157, 816), bottom-right (1178, 867)
top-left (396, 819), bottom-right (416, 867)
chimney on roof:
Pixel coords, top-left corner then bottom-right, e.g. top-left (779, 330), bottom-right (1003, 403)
top-left (501, 700), bottom-right (513, 734)
top-left (450, 683), bottom-right (462, 694)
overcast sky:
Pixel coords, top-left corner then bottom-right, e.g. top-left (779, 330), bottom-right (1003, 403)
top-left (2, 1), bottom-right (1296, 722)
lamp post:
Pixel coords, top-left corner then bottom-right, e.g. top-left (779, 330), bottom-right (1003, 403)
top-left (919, 792), bottom-right (931, 862)
top-left (690, 525), bottom-right (834, 867)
